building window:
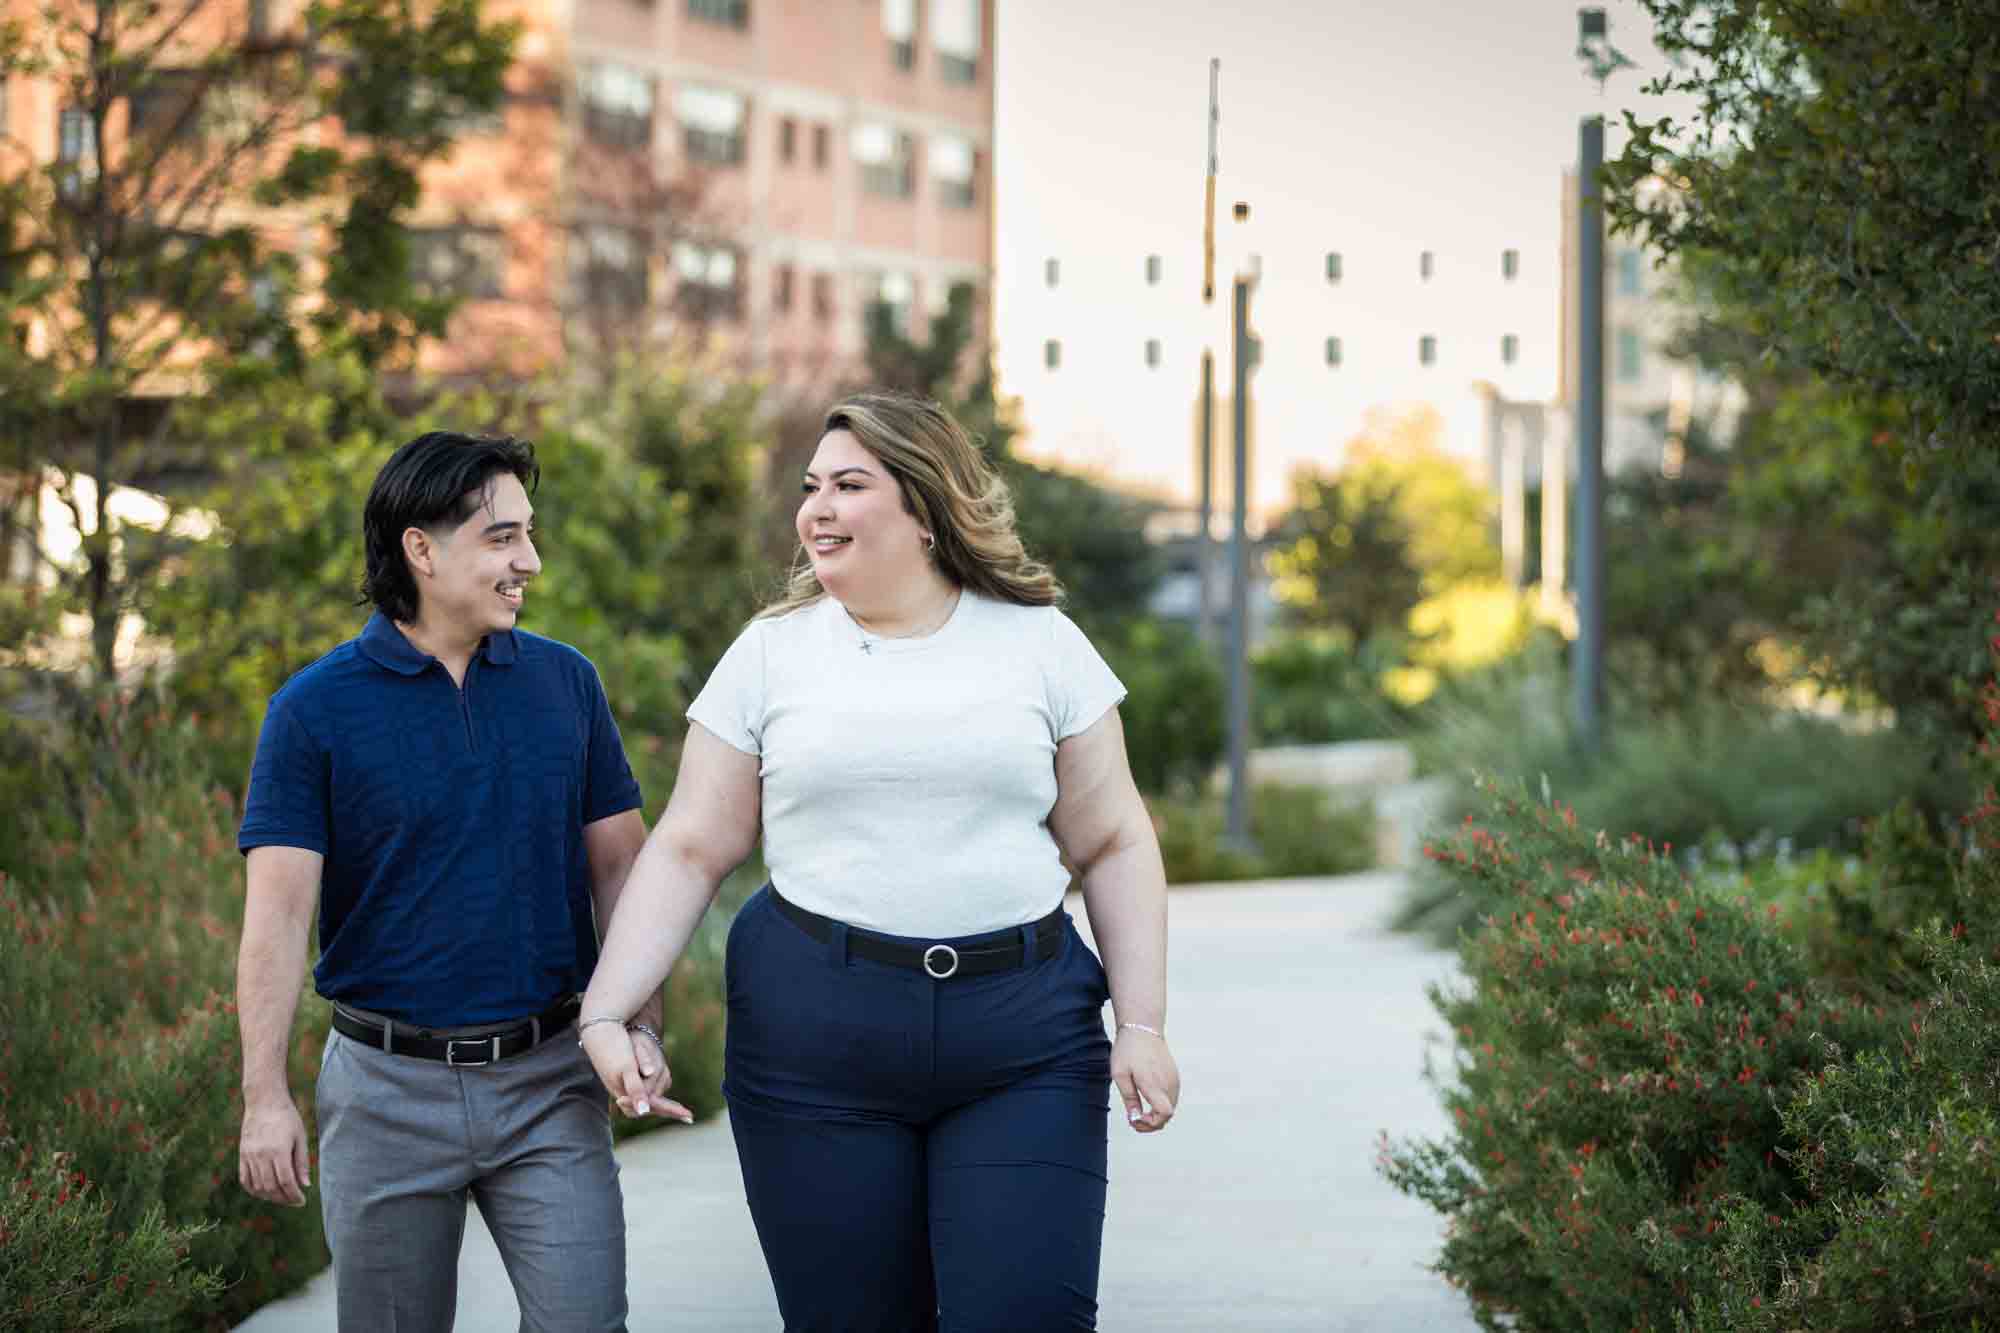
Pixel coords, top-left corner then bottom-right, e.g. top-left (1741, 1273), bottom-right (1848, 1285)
top-left (1617, 248), bottom-right (1643, 295)
top-left (678, 85), bottom-right (746, 165)
top-left (811, 271), bottom-right (834, 321)
top-left (1145, 254), bottom-right (1161, 285)
top-left (884, 0), bottom-right (916, 70)
top-left (57, 107), bottom-right (96, 194)
top-left (812, 123), bottom-right (829, 169)
top-left (931, 0), bottom-right (980, 84)
top-left (410, 226), bottom-right (504, 299)
top-left (779, 116), bottom-right (796, 163)
top-left (1501, 248), bottom-right (1520, 280)
top-left (128, 69), bottom-right (205, 143)
top-left (1044, 338), bottom-right (1060, 370)
top-left (687, 0), bottom-right (749, 28)
top-left (1419, 250), bottom-right (1434, 281)
top-left (1418, 335), bottom-right (1437, 366)
top-left (930, 133), bottom-right (976, 208)
top-left (1325, 251), bottom-right (1341, 283)
top-left (866, 270), bottom-right (914, 336)
top-left (580, 63), bottom-right (653, 150)
top-left (574, 224), bottom-right (648, 311)
top-left (852, 122), bottom-right (913, 197)
top-left (1325, 336), bottom-right (1342, 367)
top-left (674, 241), bottom-right (740, 318)
top-left (1501, 333), bottom-right (1519, 365)
top-left (1144, 338), bottom-right (1160, 368)
top-left (0, 77), bottom-right (9, 139)
top-left (1616, 327), bottom-right (1642, 381)
top-left (773, 263), bottom-right (794, 312)
top-left (1044, 257), bottom-right (1059, 288)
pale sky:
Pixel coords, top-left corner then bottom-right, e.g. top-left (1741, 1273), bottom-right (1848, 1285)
top-left (990, 0), bottom-right (1674, 514)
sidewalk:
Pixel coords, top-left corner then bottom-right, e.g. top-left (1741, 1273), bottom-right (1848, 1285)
top-left (238, 872), bottom-right (1476, 1331)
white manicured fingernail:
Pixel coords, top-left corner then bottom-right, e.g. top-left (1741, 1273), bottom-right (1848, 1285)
top-left (636, 1100), bottom-right (650, 1115)
top-left (1127, 1107), bottom-right (1142, 1123)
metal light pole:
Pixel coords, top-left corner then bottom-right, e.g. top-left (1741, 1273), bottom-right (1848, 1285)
top-left (1572, 6), bottom-right (1625, 752)
top-left (1573, 112), bottom-right (1605, 753)
top-left (1196, 59), bottom-right (1219, 645)
top-left (1225, 269), bottom-right (1259, 850)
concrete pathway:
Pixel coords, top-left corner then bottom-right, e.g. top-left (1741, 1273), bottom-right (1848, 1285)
top-left (239, 872), bottom-right (1476, 1331)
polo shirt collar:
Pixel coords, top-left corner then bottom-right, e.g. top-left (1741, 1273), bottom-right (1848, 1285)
top-left (358, 611), bottom-right (519, 675)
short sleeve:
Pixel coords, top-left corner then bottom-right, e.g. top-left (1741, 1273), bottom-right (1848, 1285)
top-left (238, 699), bottom-right (330, 855)
top-left (580, 662), bottom-right (644, 823)
top-left (687, 621), bottom-right (768, 756)
top-left (1046, 609), bottom-right (1127, 741)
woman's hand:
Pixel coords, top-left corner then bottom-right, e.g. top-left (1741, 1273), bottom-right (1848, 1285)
top-left (581, 1022), bottom-right (693, 1123)
top-left (1112, 1026), bottom-right (1180, 1132)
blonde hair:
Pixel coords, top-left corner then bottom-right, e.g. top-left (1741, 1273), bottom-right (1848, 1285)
top-left (760, 391), bottom-right (1061, 619)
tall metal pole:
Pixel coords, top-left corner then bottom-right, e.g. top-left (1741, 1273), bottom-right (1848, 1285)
top-left (1197, 349), bottom-right (1215, 643)
top-left (1197, 59), bottom-right (1219, 644)
top-left (1225, 273), bottom-right (1258, 849)
top-left (1573, 114), bottom-right (1606, 752)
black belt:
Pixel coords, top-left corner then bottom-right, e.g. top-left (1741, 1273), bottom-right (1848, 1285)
top-left (330, 997), bottom-right (580, 1066)
top-left (771, 887), bottom-right (1063, 980)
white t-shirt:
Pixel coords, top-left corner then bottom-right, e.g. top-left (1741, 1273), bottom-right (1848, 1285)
top-left (687, 591), bottom-right (1127, 936)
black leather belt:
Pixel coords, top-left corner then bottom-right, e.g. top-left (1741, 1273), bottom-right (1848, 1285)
top-left (330, 997), bottom-right (581, 1066)
top-left (771, 887), bottom-right (1063, 980)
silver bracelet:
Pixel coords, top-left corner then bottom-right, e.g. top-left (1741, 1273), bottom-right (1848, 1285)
top-left (1118, 1021), bottom-right (1165, 1040)
top-left (628, 1022), bottom-right (663, 1051)
top-left (576, 1015), bottom-right (625, 1047)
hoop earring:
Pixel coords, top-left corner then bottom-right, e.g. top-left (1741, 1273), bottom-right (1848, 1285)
top-left (922, 534), bottom-right (936, 552)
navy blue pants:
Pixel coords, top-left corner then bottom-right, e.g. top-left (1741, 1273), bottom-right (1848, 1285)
top-left (723, 885), bottom-right (1113, 1332)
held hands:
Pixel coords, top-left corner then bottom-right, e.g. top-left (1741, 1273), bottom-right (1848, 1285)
top-left (239, 1093), bottom-right (312, 1206)
top-left (1112, 1024), bottom-right (1180, 1133)
top-left (579, 1018), bottom-right (693, 1124)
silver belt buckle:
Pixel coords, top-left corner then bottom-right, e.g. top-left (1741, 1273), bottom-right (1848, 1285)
top-left (922, 944), bottom-right (960, 980)
top-left (446, 1036), bottom-right (499, 1067)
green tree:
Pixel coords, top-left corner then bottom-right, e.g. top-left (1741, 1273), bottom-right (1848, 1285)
top-left (1607, 0), bottom-right (2000, 747)
top-left (1265, 469), bottom-right (1423, 643)
top-left (861, 286), bottom-right (1160, 629)
top-left (0, 0), bottom-right (517, 679)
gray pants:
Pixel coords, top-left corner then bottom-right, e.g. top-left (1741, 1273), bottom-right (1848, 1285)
top-left (316, 1025), bottom-right (627, 1332)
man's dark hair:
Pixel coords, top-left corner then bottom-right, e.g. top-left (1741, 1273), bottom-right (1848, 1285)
top-left (360, 431), bottom-right (540, 623)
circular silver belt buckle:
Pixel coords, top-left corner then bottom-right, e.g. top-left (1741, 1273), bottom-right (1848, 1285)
top-left (922, 944), bottom-right (960, 980)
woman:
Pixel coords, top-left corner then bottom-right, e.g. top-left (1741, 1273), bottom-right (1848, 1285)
top-left (579, 391), bottom-right (1180, 1331)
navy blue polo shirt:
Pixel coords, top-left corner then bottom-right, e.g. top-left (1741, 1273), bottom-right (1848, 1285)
top-left (238, 613), bottom-right (644, 1025)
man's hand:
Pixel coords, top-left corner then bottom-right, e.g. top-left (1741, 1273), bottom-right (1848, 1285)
top-left (581, 1022), bottom-right (692, 1123)
top-left (239, 1093), bottom-right (312, 1206)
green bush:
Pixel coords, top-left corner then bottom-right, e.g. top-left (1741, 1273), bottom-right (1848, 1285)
top-left (1149, 783), bottom-right (1375, 884)
top-left (1398, 650), bottom-right (1955, 943)
top-left (1, 701), bottom-right (331, 1330)
top-left (1378, 777), bottom-right (1904, 1331)
top-left (1099, 617), bottom-right (1225, 796)
top-left (1251, 631), bottom-right (1406, 746)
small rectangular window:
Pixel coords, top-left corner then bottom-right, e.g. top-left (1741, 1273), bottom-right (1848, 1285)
top-left (1044, 339), bottom-right (1060, 370)
top-left (930, 133), bottom-right (976, 208)
top-left (687, 0), bottom-right (749, 28)
top-left (1418, 335), bottom-right (1437, 366)
top-left (779, 116), bottom-right (796, 163)
top-left (673, 241), bottom-right (741, 319)
top-left (774, 263), bottom-right (794, 313)
top-left (1419, 250), bottom-right (1434, 281)
top-left (1501, 333), bottom-right (1519, 365)
top-left (931, 0), bottom-right (980, 83)
top-left (574, 224), bottom-right (649, 311)
top-left (1044, 257), bottom-right (1059, 288)
top-left (1325, 251), bottom-right (1342, 283)
top-left (1617, 328), bottom-right (1643, 381)
top-left (678, 85), bottom-right (747, 165)
top-left (811, 271), bottom-right (834, 320)
top-left (410, 226), bottom-right (505, 300)
top-left (1144, 338), bottom-right (1160, 368)
top-left (1325, 336), bottom-right (1342, 367)
top-left (813, 123), bottom-right (829, 168)
top-left (853, 122), bottom-right (914, 197)
top-left (580, 63), bottom-right (654, 150)
top-left (1501, 248), bottom-right (1520, 281)
top-left (1145, 254), bottom-right (1161, 285)
top-left (1618, 249), bottom-right (1643, 296)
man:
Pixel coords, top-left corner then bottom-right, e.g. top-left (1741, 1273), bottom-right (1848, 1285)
top-left (235, 430), bottom-right (688, 1332)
